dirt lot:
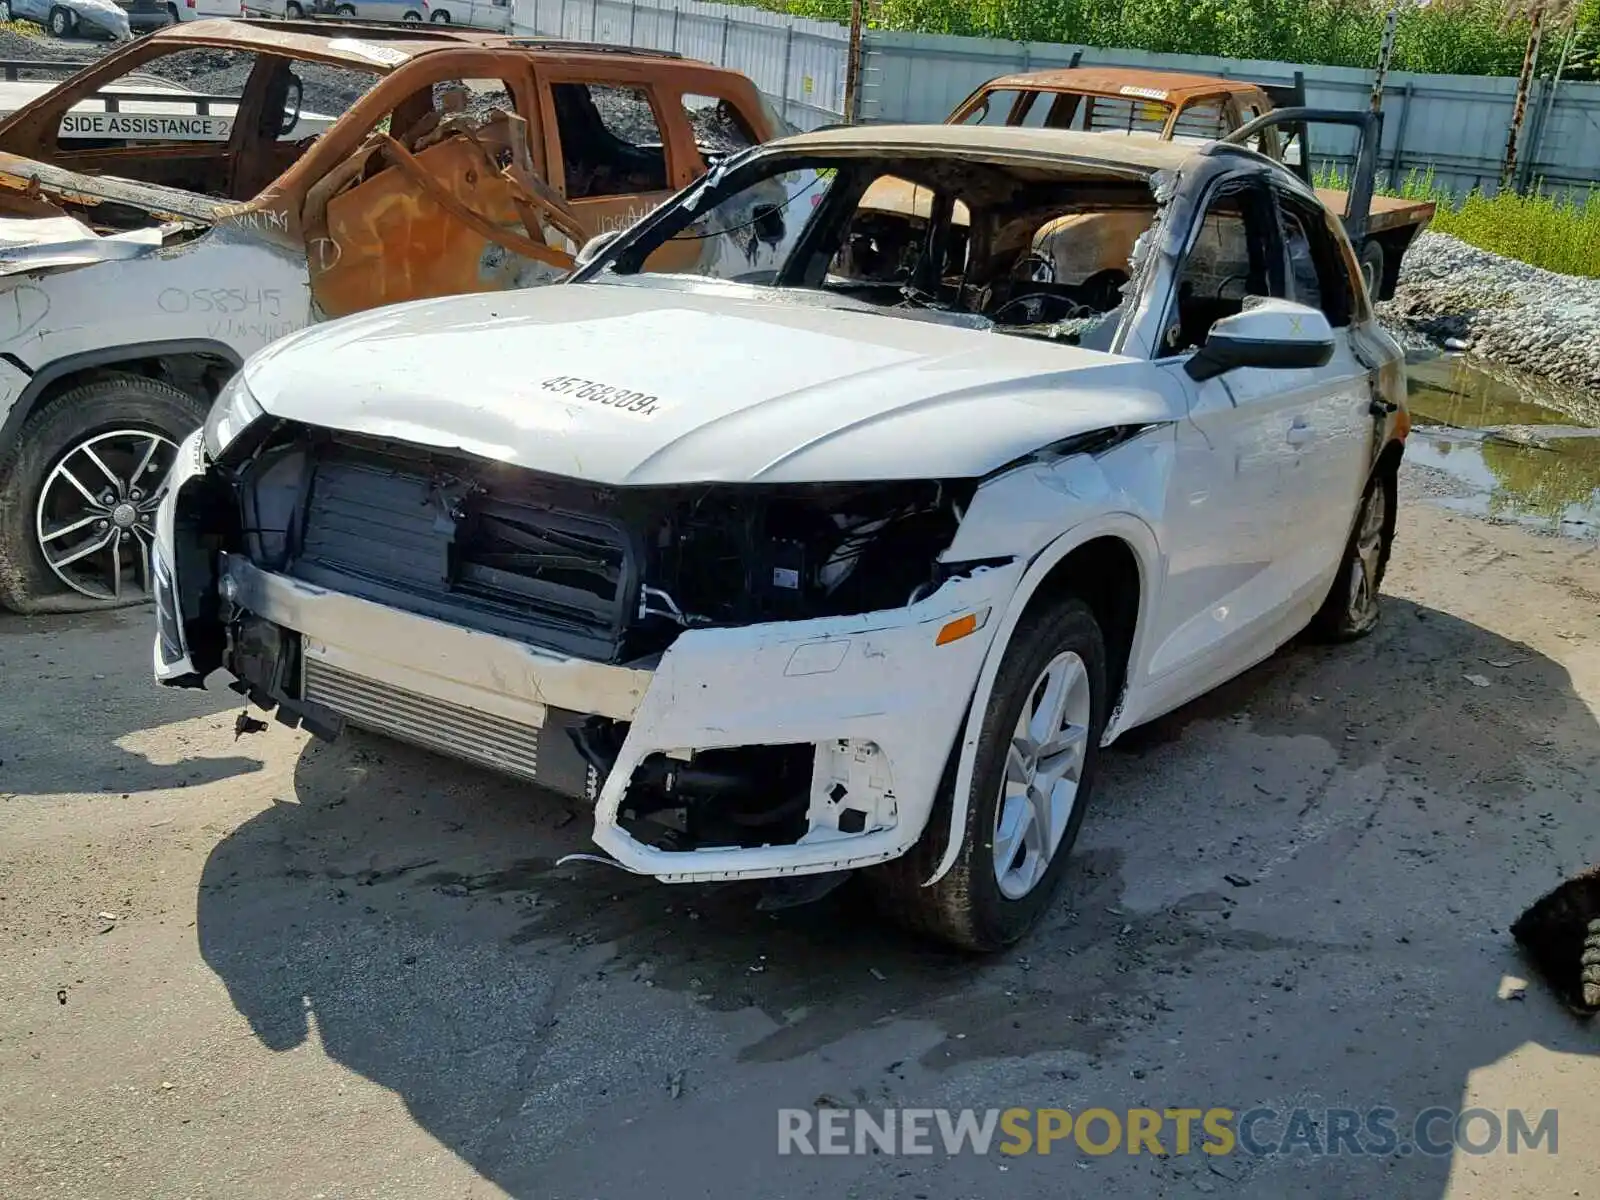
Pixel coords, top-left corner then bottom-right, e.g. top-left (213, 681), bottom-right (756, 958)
top-left (1, 470), bottom-right (1598, 1198)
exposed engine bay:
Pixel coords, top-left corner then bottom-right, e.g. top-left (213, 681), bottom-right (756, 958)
top-left (173, 426), bottom-right (983, 855)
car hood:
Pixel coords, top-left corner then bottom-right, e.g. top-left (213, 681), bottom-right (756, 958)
top-left (243, 281), bottom-right (1177, 484)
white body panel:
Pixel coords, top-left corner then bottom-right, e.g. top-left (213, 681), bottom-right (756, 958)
top-left (0, 224), bottom-right (312, 434)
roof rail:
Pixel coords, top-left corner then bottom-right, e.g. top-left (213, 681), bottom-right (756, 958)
top-left (506, 38), bottom-right (683, 59)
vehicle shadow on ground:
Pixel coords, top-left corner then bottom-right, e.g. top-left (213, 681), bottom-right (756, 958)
top-left (0, 608), bottom-right (261, 796)
top-left (194, 597), bottom-right (1598, 1197)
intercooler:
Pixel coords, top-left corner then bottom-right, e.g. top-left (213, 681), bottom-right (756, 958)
top-left (300, 651), bottom-right (597, 800)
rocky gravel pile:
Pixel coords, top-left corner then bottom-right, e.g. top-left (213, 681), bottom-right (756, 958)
top-left (1380, 232), bottom-right (1600, 392)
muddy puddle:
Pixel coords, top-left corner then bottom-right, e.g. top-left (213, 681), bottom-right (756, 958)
top-left (1404, 352), bottom-right (1600, 538)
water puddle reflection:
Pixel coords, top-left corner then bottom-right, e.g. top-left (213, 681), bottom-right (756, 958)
top-left (1403, 353), bottom-right (1600, 538)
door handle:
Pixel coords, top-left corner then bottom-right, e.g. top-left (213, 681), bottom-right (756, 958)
top-left (1286, 421), bottom-right (1315, 448)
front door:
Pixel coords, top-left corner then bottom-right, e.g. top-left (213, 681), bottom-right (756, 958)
top-left (1142, 176), bottom-right (1305, 687)
top-left (304, 69), bottom-right (584, 318)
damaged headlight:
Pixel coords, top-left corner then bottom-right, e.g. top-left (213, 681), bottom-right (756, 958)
top-left (203, 375), bottom-right (266, 462)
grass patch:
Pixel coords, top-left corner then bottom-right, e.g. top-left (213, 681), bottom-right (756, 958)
top-left (1316, 162), bottom-right (1600, 279)
top-left (0, 18), bottom-right (45, 37)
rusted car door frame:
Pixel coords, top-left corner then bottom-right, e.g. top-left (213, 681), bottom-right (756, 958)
top-left (289, 47), bottom-right (595, 315)
top-left (0, 42), bottom-right (289, 199)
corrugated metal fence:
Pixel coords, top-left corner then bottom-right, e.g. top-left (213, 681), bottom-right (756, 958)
top-left (512, 0), bottom-right (849, 129)
top-left (511, 0), bottom-right (1600, 196)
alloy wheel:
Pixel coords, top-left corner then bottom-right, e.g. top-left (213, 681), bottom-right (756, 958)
top-left (1344, 481), bottom-right (1388, 627)
top-left (35, 429), bottom-right (177, 602)
top-left (993, 650), bottom-right (1092, 899)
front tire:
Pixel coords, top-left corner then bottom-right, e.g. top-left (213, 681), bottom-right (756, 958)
top-left (285, 0), bottom-right (303, 15)
top-left (0, 376), bottom-right (206, 614)
top-left (868, 595), bottom-right (1108, 951)
top-left (1307, 466), bottom-right (1396, 642)
top-left (429, 8), bottom-right (449, 19)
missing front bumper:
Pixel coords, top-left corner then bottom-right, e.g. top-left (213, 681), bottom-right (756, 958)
top-left (180, 551), bottom-right (1019, 882)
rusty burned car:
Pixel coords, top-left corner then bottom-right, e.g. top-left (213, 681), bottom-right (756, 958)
top-left (152, 123), bottom-right (1411, 950)
top-left (0, 19), bottom-right (779, 612)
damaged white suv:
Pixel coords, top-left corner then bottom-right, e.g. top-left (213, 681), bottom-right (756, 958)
top-left (153, 123), bottom-right (1409, 950)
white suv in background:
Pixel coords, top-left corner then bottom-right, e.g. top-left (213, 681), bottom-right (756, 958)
top-left (169, 0), bottom-right (243, 20)
top-left (423, 0), bottom-right (507, 28)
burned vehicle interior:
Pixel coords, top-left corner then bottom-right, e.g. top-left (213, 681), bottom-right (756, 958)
top-left (607, 150), bottom-right (1164, 348)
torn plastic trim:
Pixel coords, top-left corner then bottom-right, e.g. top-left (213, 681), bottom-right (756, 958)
top-left (588, 563), bottom-right (1022, 882)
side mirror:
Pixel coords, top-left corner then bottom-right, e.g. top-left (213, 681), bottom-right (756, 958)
top-left (574, 228), bottom-right (622, 269)
top-left (1185, 299), bottom-right (1334, 382)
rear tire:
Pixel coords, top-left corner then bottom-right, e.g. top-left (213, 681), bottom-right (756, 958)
top-left (866, 595), bottom-right (1108, 951)
top-left (0, 376), bottom-right (206, 614)
top-left (429, 8), bottom-right (449, 19)
top-left (1307, 465), bottom-right (1396, 643)
top-left (285, 0), bottom-right (303, 14)
top-left (335, 2), bottom-right (355, 12)
top-left (48, 5), bottom-right (74, 35)
top-left (166, 1), bottom-right (178, 21)
top-left (1359, 239), bottom-right (1386, 300)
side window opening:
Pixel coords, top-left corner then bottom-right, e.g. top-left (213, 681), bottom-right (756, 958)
top-left (551, 82), bottom-right (667, 199)
top-left (1278, 191), bottom-right (1353, 328)
top-left (1162, 184), bottom-right (1277, 357)
top-left (678, 91), bottom-right (759, 159)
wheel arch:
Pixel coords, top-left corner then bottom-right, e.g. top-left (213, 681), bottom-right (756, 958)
top-left (0, 340), bottom-right (240, 453)
top-left (922, 514), bottom-right (1160, 888)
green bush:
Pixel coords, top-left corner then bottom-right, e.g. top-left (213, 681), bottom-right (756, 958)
top-left (754, 0), bottom-right (1592, 80)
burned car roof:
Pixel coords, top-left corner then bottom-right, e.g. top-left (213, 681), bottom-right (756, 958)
top-left (136, 17), bottom-right (707, 72)
top-left (973, 66), bottom-right (1272, 105)
top-left (767, 122), bottom-right (1201, 175)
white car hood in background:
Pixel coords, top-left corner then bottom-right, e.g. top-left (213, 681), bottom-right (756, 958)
top-left (243, 283), bottom-right (1176, 484)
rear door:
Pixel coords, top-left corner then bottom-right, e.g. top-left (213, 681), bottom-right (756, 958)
top-left (534, 72), bottom-right (684, 247)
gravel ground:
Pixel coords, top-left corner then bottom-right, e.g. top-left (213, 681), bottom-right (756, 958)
top-left (1381, 232), bottom-right (1600, 393)
top-left (1, 477), bottom-right (1598, 1199)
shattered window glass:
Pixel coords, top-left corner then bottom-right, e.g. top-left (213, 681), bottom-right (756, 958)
top-left (644, 165), bottom-right (837, 284)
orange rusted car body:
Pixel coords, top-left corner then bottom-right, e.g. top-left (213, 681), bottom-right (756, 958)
top-left (0, 18), bottom-right (778, 317)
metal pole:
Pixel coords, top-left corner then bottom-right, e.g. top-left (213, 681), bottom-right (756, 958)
top-left (1520, 17), bottom-right (1576, 193)
top-left (1370, 0), bottom-right (1402, 112)
top-left (670, 2), bottom-right (679, 52)
top-left (1502, 3), bottom-right (1547, 189)
top-left (627, 0), bottom-right (636, 45)
top-left (558, 0), bottom-right (567, 36)
top-left (719, 12), bottom-right (730, 64)
top-left (843, 0), bottom-right (864, 124)
top-left (779, 24), bottom-right (794, 124)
